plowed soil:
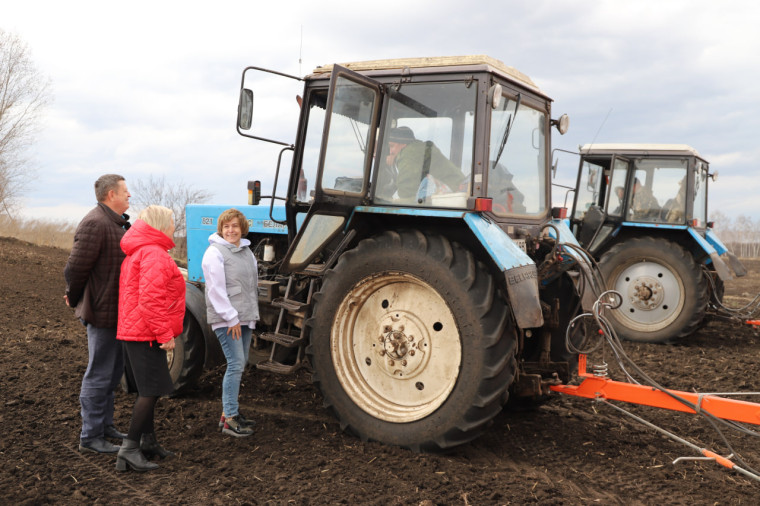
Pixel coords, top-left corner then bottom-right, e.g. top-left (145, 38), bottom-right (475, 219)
top-left (3, 235), bottom-right (760, 505)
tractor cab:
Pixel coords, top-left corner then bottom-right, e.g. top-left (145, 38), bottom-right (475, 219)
top-left (571, 144), bottom-right (709, 254)
top-left (238, 56), bottom-right (571, 274)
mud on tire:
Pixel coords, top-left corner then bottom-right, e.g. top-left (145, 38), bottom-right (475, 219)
top-left (306, 230), bottom-right (517, 452)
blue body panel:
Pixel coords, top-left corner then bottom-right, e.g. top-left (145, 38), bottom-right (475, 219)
top-left (548, 218), bottom-right (583, 245)
top-left (352, 206), bottom-right (467, 220)
top-left (463, 213), bottom-right (534, 270)
top-left (705, 228), bottom-right (729, 256)
top-left (546, 218), bottom-right (593, 285)
top-left (619, 221), bottom-right (687, 231)
top-left (618, 222), bottom-right (718, 257)
top-left (185, 204), bottom-right (287, 282)
top-left (687, 227), bottom-right (718, 256)
top-left (352, 206), bottom-right (535, 271)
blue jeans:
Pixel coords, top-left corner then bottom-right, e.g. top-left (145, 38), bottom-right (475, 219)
top-left (214, 325), bottom-right (252, 418)
top-left (79, 325), bottom-right (123, 440)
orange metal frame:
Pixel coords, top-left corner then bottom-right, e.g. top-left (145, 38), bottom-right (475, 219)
top-left (550, 355), bottom-right (760, 426)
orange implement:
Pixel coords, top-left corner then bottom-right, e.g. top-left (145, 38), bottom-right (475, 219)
top-left (550, 355), bottom-right (760, 426)
top-left (746, 320), bottom-right (760, 326)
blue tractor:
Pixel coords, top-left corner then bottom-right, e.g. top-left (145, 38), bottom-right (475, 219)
top-left (568, 143), bottom-right (745, 344)
top-left (180, 56), bottom-right (601, 451)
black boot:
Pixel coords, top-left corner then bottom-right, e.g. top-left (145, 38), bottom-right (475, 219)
top-left (140, 432), bottom-right (175, 460)
top-left (115, 439), bottom-right (159, 472)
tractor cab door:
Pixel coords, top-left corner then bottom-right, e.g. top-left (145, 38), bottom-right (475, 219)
top-left (280, 65), bottom-right (382, 273)
top-left (572, 155), bottom-right (630, 251)
top-left (570, 156), bottom-right (606, 245)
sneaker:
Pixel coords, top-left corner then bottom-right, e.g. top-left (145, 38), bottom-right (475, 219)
top-left (222, 416), bottom-right (254, 437)
top-left (237, 411), bottom-right (256, 428)
top-left (218, 414), bottom-right (225, 431)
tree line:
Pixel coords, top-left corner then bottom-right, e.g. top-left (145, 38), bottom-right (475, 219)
top-left (710, 210), bottom-right (760, 258)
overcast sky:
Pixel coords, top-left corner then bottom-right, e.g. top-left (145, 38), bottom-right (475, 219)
top-left (5, 0), bottom-right (760, 225)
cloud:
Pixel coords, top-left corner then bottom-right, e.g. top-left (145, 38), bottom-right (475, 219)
top-left (4, 0), bottom-right (760, 224)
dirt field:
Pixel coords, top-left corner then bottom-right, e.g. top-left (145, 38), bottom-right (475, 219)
top-left (3, 235), bottom-right (760, 505)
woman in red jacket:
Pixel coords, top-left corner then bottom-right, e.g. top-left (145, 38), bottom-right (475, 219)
top-left (115, 205), bottom-right (185, 472)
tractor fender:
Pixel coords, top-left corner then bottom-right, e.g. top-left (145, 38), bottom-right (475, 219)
top-left (687, 228), bottom-right (733, 281)
top-left (614, 223), bottom-right (734, 282)
top-left (184, 281), bottom-right (224, 369)
top-left (463, 213), bottom-right (543, 329)
top-left (705, 229), bottom-right (747, 277)
top-left (348, 207), bottom-right (544, 329)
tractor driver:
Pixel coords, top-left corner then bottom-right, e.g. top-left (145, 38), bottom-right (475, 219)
top-left (631, 177), bottom-right (660, 220)
top-left (380, 127), bottom-right (466, 203)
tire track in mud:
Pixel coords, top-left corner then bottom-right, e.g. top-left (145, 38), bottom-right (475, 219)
top-left (239, 403), bottom-right (334, 424)
top-left (462, 437), bottom-right (631, 504)
top-left (457, 403), bottom-right (640, 505)
top-left (62, 445), bottom-right (161, 505)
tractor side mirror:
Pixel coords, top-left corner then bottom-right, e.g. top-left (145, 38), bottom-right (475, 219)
top-left (551, 114), bottom-right (569, 135)
top-left (238, 89), bottom-right (254, 130)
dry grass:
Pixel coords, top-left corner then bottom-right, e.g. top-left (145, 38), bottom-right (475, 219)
top-left (0, 215), bottom-right (187, 267)
top-left (0, 215), bottom-right (77, 250)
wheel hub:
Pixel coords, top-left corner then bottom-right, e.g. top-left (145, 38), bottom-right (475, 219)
top-left (611, 258), bottom-right (685, 330)
top-left (377, 316), bottom-right (428, 378)
top-left (628, 276), bottom-right (664, 310)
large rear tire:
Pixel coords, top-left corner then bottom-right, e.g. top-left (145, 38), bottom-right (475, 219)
top-left (307, 230), bottom-right (517, 452)
top-left (167, 312), bottom-right (205, 393)
top-left (599, 237), bottom-right (707, 343)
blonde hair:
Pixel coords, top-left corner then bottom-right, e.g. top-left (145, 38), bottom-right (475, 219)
top-left (138, 205), bottom-right (174, 231)
top-left (217, 208), bottom-right (249, 236)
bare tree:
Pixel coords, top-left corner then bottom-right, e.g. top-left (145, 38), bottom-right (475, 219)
top-left (130, 174), bottom-right (214, 258)
top-left (0, 29), bottom-right (51, 217)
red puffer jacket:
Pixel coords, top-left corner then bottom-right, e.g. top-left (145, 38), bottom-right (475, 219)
top-left (117, 219), bottom-right (185, 344)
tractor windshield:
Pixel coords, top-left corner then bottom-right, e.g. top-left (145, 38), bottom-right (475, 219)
top-left (488, 97), bottom-right (546, 216)
top-left (373, 82), bottom-right (476, 208)
top-left (630, 158), bottom-right (688, 224)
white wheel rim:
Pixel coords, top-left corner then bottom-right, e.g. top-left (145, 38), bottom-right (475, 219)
top-left (611, 259), bottom-right (684, 331)
top-left (331, 271), bottom-right (461, 423)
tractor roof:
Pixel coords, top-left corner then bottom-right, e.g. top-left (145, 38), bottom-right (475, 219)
top-left (310, 55), bottom-right (544, 97)
top-left (580, 143), bottom-right (704, 159)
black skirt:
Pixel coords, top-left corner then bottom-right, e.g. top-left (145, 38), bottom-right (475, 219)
top-left (122, 340), bottom-right (175, 397)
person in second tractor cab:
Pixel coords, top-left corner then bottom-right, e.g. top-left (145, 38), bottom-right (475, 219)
top-left (631, 177), bottom-right (660, 220)
top-left (662, 176), bottom-right (687, 223)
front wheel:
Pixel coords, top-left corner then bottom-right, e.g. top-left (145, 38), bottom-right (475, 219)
top-left (307, 230), bottom-right (517, 452)
top-left (599, 237), bottom-right (707, 343)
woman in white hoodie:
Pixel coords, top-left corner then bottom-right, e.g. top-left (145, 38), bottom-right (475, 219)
top-left (201, 208), bottom-right (259, 437)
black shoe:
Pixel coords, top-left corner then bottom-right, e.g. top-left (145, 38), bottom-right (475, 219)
top-left (140, 432), bottom-right (175, 460)
top-left (79, 437), bottom-right (120, 454)
top-left (115, 439), bottom-right (159, 472)
top-left (104, 425), bottom-right (127, 439)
